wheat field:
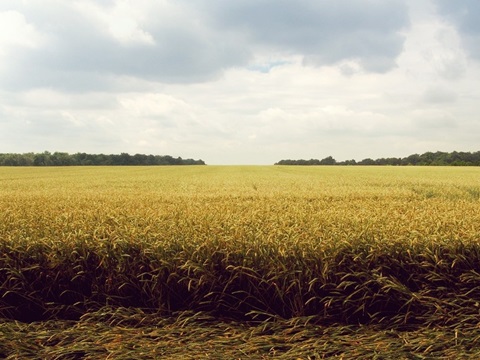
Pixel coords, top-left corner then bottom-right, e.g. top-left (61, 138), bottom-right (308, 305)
top-left (1, 165), bottom-right (480, 358)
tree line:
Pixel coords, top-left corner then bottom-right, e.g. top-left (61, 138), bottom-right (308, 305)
top-left (275, 151), bottom-right (480, 166)
top-left (0, 152), bottom-right (206, 166)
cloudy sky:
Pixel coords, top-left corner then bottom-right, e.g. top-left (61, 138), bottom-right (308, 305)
top-left (1, 0), bottom-right (479, 164)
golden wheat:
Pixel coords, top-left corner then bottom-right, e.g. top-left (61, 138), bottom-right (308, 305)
top-left (1, 165), bottom-right (480, 325)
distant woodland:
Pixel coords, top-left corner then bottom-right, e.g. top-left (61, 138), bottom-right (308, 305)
top-left (0, 152), bottom-right (206, 166)
top-left (275, 151), bottom-right (480, 166)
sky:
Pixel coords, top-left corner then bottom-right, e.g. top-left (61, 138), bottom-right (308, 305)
top-left (0, 0), bottom-right (479, 165)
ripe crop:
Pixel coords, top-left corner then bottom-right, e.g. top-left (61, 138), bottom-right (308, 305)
top-left (1, 165), bottom-right (480, 358)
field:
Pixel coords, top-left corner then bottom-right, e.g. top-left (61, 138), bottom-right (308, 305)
top-left (1, 165), bottom-right (480, 359)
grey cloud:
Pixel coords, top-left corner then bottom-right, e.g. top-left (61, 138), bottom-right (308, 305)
top-left (193, 0), bottom-right (410, 73)
top-left (415, 116), bottom-right (457, 130)
top-left (434, 0), bottom-right (480, 34)
top-left (1, 1), bottom-right (411, 92)
top-left (421, 87), bottom-right (457, 104)
top-left (0, 2), bottom-right (249, 91)
top-left (434, 1), bottom-right (480, 59)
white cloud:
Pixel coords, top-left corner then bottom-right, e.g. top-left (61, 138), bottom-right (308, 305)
top-left (73, 0), bottom-right (155, 46)
top-left (0, 10), bottom-right (45, 78)
top-left (0, 10), bottom-right (43, 49)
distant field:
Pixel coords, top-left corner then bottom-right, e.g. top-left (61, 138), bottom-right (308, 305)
top-left (2, 166), bottom-right (480, 358)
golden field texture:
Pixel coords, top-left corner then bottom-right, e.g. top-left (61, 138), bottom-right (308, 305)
top-left (1, 165), bottom-right (480, 358)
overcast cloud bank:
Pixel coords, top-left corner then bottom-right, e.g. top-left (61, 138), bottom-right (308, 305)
top-left (1, 0), bottom-right (479, 164)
